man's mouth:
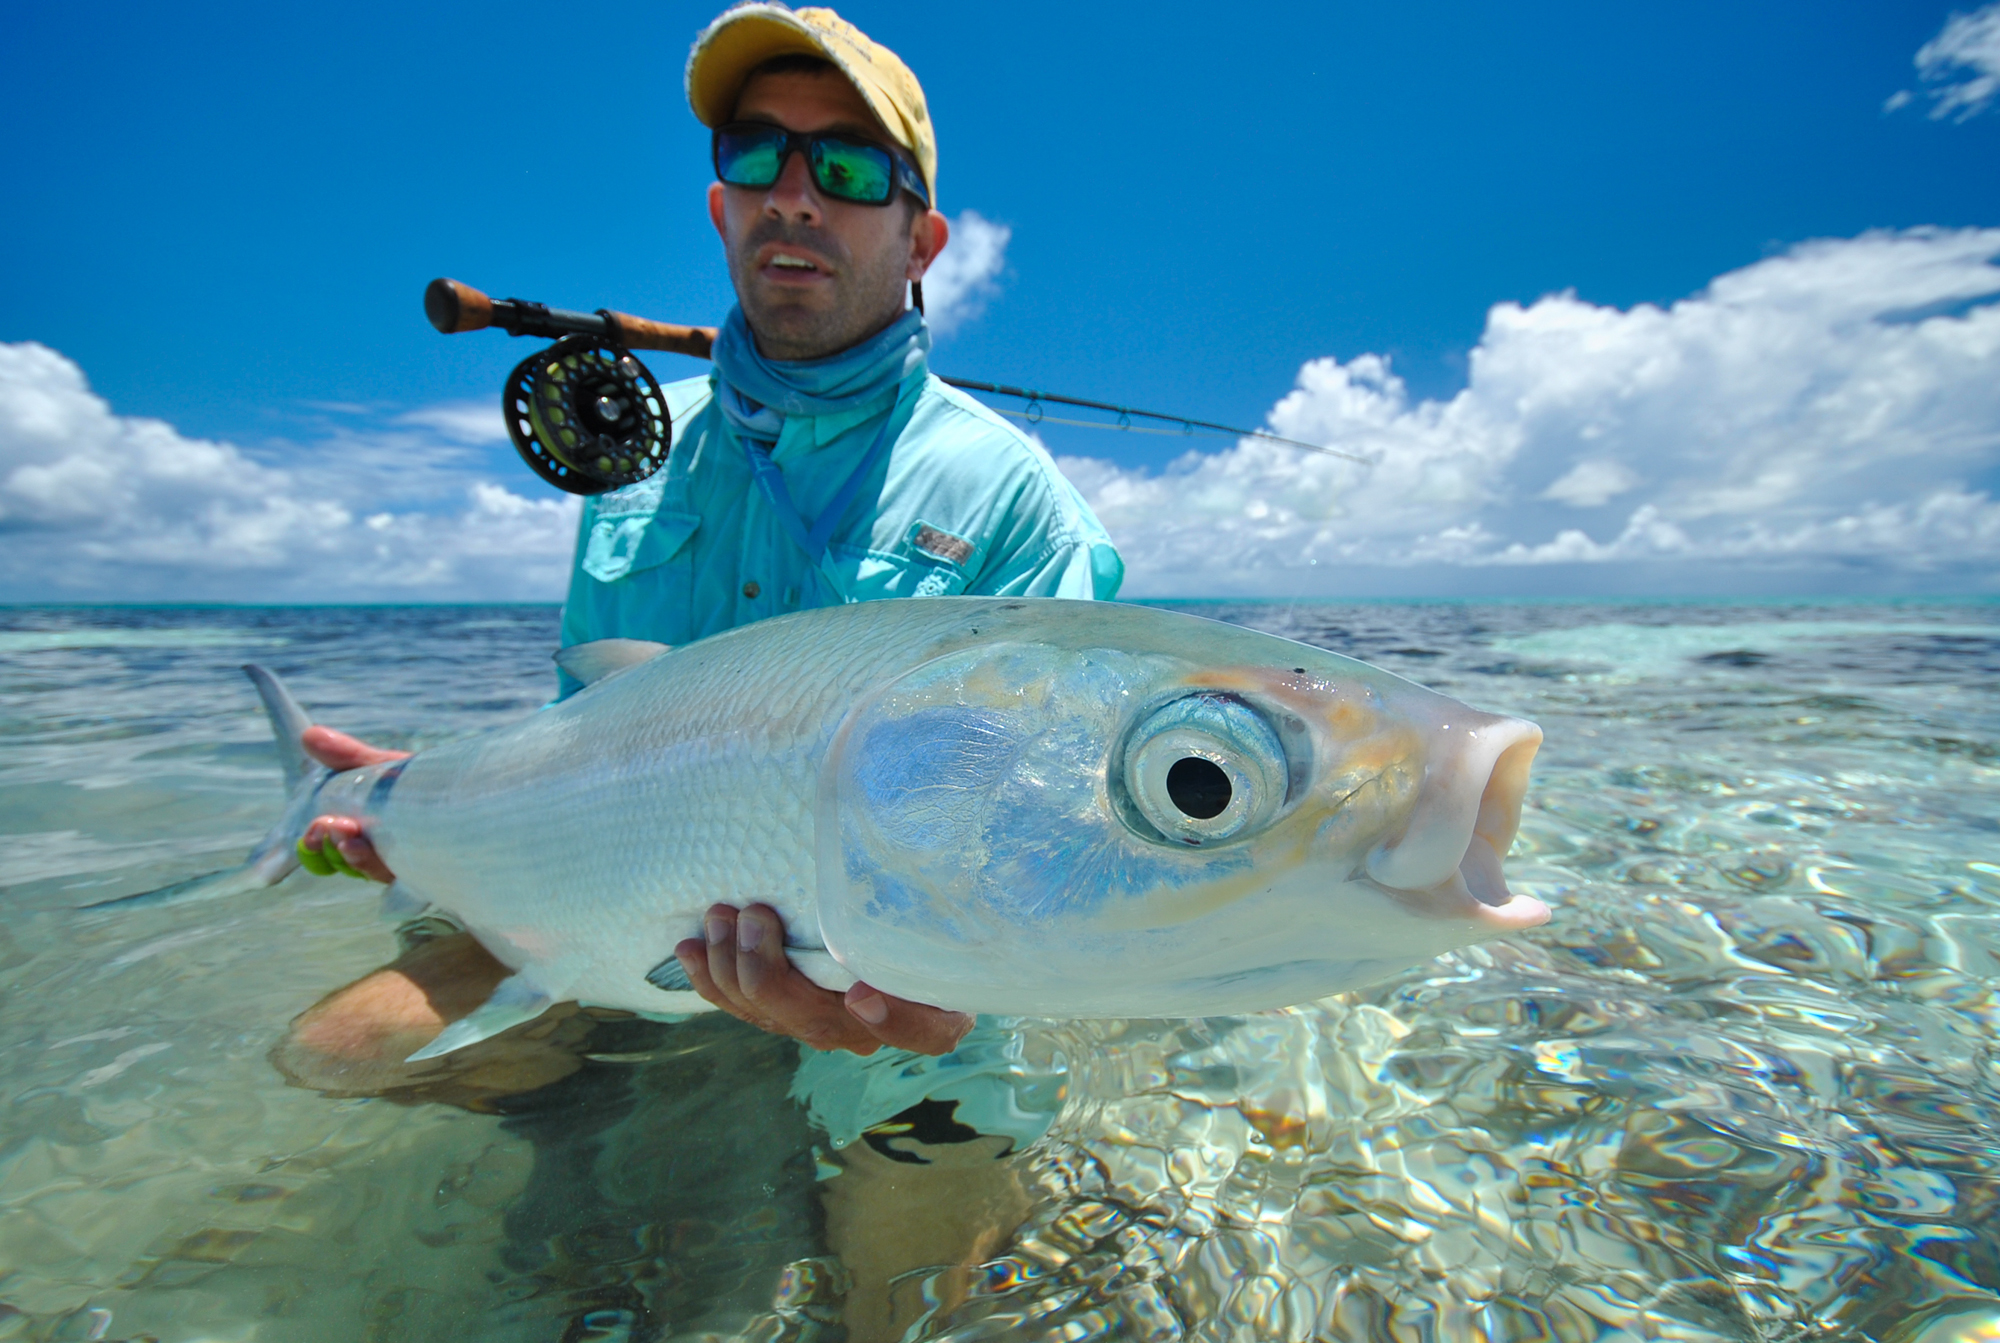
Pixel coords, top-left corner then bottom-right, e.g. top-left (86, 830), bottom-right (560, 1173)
top-left (759, 247), bottom-right (830, 281)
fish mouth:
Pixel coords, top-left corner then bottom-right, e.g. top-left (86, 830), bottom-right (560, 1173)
top-left (1363, 714), bottom-right (1550, 934)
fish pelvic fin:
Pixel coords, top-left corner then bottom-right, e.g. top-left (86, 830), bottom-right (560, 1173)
top-left (405, 971), bottom-right (557, 1061)
top-left (243, 663), bottom-right (314, 790)
top-left (555, 638), bottom-right (671, 689)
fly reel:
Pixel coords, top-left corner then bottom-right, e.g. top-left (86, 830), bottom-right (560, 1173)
top-left (503, 336), bottom-right (671, 495)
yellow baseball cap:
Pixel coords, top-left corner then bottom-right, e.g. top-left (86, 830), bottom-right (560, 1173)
top-left (686, 4), bottom-right (938, 207)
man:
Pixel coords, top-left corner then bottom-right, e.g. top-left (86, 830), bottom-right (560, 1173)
top-left (293, 2), bottom-right (1118, 1063)
top-left (277, 6), bottom-right (1120, 1337)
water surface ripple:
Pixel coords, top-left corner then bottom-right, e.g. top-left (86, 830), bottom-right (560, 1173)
top-left (1, 602), bottom-right (1997, 1342)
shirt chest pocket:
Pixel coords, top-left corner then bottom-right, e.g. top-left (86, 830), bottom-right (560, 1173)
top-left (582, 510), bottom-right (701, 584)
top-left (821, 536), bottom-right (972, 602)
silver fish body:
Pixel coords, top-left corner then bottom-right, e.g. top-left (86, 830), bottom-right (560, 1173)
top-left (299, 598), bottom-right (1545, 1046)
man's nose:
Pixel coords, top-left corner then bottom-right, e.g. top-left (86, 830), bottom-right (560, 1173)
top-left (762, 150), bottom-right (822, 225)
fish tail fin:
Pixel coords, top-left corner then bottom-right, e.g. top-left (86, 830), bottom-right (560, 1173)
top-left (78, 859), bottom-right (288, 913)
top-left (79, 665), bottom-right (328, 914)
top-left (243, 663), bottom-right (314, 791)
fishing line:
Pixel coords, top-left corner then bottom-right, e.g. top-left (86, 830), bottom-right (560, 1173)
top-left (942, 378), bottom-right (1371, 464)
top-left (980, 407), bottom-right (1370, 462)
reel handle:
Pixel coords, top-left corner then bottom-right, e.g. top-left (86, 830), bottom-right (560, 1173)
top-left (425, 278), bottom-right (715, 358)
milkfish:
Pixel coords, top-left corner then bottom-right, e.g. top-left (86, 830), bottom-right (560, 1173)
top-left (93, 599), bottom-right (1549, 1057)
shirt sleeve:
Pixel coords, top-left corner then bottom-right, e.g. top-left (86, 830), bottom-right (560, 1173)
top-left (950, 415), bottom-right (1127, 601)
top-left (977, 535), bottom-right (1125, 599)
top-left (553, 500), bottom-right (601, 700)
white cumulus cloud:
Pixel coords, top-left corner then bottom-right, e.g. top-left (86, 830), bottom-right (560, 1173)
top-left (1541, 460), bottom-right (1641, 508)
top-left (8, 225), bottom-right (1998, 603)
top-left (1059, 227), bottom-right (2000, 596)
top-left (0, 343), bottom-right (578, 601)
top-left (1908, 2), bottom-right (2000, 120)
top-left (394, 400), bottom-right (509, 443)
top-left (922, 209), bottom-right (1011, 335)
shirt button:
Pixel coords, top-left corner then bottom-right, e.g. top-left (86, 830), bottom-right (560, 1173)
top-left (743, 581), bottom-right (761, 599)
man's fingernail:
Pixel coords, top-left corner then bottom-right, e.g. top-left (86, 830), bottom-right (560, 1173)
top-left (737, 914), bottom-right (764, 952)
top-left (706, 916), bottom-right (729, 946)
top-left (848, 991), bottom-right (887, 1025)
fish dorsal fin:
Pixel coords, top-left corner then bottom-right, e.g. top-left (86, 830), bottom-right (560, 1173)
top-left (555, 639), bottom-right (672, 688)
top-left (242, 664), bottom-right (313, 790)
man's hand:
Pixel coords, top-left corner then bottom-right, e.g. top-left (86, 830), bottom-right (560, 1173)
top-left (677, 903), bottom-right (973, 1057)
top-left (298, 727), bottom-right (410, 884)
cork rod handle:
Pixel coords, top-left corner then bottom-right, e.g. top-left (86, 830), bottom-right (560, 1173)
top-left (604, 312), bottom-right (716, 359)
top-left (424, 277), bottom-right (717, 358)
top-left (424, 278), bottom-right (493, 334)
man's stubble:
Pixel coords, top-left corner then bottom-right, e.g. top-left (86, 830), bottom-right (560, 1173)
top-left (730, 216), bottom-right (912, 362)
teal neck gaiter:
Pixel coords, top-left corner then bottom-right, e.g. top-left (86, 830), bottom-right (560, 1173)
top-left (708, 305), bottom-right (930, 563)
top-left (710, 304), bottom-right (929, 439)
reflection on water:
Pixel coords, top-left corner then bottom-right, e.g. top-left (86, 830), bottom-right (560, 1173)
top-left (2, 601), bottom-right (1998, 1340)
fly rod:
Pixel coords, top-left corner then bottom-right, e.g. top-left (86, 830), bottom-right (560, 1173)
top-left (424, 278), bottom-right (1365, 495)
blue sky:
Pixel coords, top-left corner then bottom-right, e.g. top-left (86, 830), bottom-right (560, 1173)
top-left (2, 1), bottom-right (1998, 599)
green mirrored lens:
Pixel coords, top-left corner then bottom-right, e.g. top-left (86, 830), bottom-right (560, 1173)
top-left (718, 129), bottom-right (785, 186)
top-left (810, 138), bottom-right (894, 203)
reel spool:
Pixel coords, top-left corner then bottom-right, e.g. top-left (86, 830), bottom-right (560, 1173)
top-left (503, 336), bottom-right (670, 495)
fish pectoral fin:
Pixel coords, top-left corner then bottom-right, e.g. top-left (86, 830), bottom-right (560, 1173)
top-left (644, 956), bottom-right (693, 992)
top-left (555, 638), bottom-right (672, 688)
top-left (787, 948), bottom-right (856, 994)
top-left (404, 972), bottom-right (555, 1062)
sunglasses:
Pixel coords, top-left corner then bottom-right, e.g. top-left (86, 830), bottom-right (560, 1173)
top-left (713, 122), bottom-right (930, 208)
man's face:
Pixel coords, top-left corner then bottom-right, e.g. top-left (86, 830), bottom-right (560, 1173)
top-left (709, 69), bottom-right (947, 361)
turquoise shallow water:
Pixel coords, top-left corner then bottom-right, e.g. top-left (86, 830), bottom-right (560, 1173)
top-left (2, 601), bottom-right (1999, 1342)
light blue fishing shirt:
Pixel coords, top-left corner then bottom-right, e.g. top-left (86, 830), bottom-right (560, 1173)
top-left (552, 308), bottom-right (1113, 1152)
top-left (556, 309), bottom-right (1122, 690)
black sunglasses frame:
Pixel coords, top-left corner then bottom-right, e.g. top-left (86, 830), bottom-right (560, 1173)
top-left (712, 121), bottom-right (931, 209)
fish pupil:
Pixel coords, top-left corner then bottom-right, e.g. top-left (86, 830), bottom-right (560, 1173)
top-left (1167, 757), bottom-right (1232, 819)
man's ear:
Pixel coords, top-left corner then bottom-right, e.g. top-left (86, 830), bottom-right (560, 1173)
top-left (708, 181), bottom-right (728, 239)
top-left (906, 208), bottom-right (950, 281)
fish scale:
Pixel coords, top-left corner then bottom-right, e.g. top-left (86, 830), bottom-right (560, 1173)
top-left (371, 596), bottom-right (983, 1014)
top-left (99, 598), bottom-right (1550, 1055)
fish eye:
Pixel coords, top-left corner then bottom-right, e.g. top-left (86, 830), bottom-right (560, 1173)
top-left (1122, 694), bottom-right (1288, 846)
